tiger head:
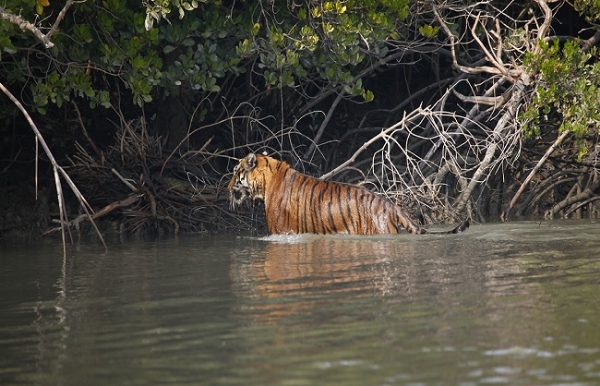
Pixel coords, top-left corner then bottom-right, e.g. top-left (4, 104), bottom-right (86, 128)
top-left (228, 153), bottom-right (274, 208)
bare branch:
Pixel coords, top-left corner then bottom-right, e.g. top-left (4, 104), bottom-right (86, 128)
top-left (501, 130), bottom-right (570, 221)
top-left (470, 13), bottom-right (510, 78)
top-left (549, 174), bottom-right (600, 218)
top-left (303, 89), bottom-right (345, 161)
top-left (581, 29), bottom-right (600, 52)
top-left (534, 0), bottom-right (553, 49)
top-left (0, 0), bottom-right (73, 48)
top-left (47, 0), bottom-right (74, 40)
top-left (319, 109), bottom-right (424, 180)
top-left (0, 6), bottom-right (54, 48)
top-left (453, 89), bottom-right (508, 107)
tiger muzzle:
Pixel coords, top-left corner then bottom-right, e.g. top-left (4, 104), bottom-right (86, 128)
top-left (229, 185), bottom-right (250, 208)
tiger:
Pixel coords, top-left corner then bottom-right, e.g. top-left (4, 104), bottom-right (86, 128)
top-left (228, 153), bottom-right (469, 235)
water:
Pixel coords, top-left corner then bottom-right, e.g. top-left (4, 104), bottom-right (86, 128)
top-left (1, 220), bottom-right (600, 385)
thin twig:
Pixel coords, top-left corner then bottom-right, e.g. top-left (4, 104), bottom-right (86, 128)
top-left (46, 0), bottom-right (74, 40)
top-left (0, 6), bottom-right (54, 48)
top-left (320, 109), bottom-right (423, 180)
top-left (501, 130), bottom-right (570, 221)
top-left (303, 89), bottom-right (345, 161)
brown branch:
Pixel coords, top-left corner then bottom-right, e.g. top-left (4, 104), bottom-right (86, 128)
top-left (455, 79), bottom-right (527, 213)
top-left (517, 175), bottom-right (579, 216)
top-left (72, 101), bottom-right (102, 157)
top-left (550, 177), bottom-right (600, 218)
top-left (564, 196), bottom-right (600, 217)
top-left (534, 0), bottom-right (553, 54)
top-left (319, 108), bottom-right (423, 180)
top-left (0, 6), bottom-right (53, 48)
top-left (470, 13), bottom-right (511, 79)
top-left (433, 6), bottom-right (521, 79)
top-left (303, 89), bottom-right (345, 161)
top-left (501, 130), bottom-right (570, 221)
top-left (0, 0), bottom-right (73, 48)
top-left (43, 194), bottom-right (143, 236)
top-left (453, 89), bottom-right (509, 107)
top-left (581, 29), bottom-right (600, 52)
top-left (47, 0), bottom-right (74, 40)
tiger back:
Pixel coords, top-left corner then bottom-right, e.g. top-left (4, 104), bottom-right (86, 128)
top-left (228, 153), bottom-right (468, 235)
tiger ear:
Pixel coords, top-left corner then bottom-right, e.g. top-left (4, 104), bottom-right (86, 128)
top-left (245, 153), bottom-right (257, 171)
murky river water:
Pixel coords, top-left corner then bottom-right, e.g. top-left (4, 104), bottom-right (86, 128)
top-left (1, 220), bottom-right (600, 385)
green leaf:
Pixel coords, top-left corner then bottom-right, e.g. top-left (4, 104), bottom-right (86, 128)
top-left (251, 23), bottom-right (261, 36)
top-left (326, 66), bottom-right (335, 79)
top-left (419, 24), bottom-right (439, 39)
top-left (298, 8), bottom-right (307, 20)
top-left (182, 38), bottom-right (195, 46)
top-left (264, 70), bottom-right (277, 85)
top-left (0, 37), bottom-right (17, 54)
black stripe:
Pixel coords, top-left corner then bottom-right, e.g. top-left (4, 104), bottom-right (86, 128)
top-left (380, 201), bottom-right (390, 233)
top-left (372, 195), bottom-right (385, 233)
top-left (327, 185), bottom-right (337, 233)
top-left (307, 180), bottom-right (320, 233)
top-left (363, 189), bottom-right (377, 234)
top-left (317, 184), bottom-right (329, 234)
top-left (354, 188), bottom-right (363, 234)
top-left (384, 202), bottom-right (396, 233)
top-left (337, 184), bottom-right (350, 233)
top-left (297, 175), bottom-right (310, 233)
top-left (271, 167), bottom-right (291, 232)
top-left (286, 172), bottom-right (300, 231)
top-left (298, 177), bottom-right (307, 234)
top-left (294, 175), bottom-right (302, 233)
top-left (349, 187), bottom-right (356, 233)
top-left (367, 192), bottom-right (377, 212)
top-left (304, 177), bottom-right (319, 233)
top-left (278, 168), bottom-right (291, 200)
top-left (371, 194), bottom-right (383, 216)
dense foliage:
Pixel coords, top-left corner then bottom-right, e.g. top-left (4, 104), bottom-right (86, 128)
top-left (521, 40), bottom-right (600, 160)
top-left (1, 0), bottom-right (415, 145)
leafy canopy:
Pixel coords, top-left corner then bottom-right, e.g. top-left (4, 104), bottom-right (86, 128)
top-left (1, 0), bottom-right (410, 119)
top-left (521, 40), bottom-right (600, 160)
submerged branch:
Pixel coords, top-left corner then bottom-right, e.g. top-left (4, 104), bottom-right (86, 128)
top-left (43, 194), bottom-right (143, 236)
top-left (548, 174), bottom-right (600, 219)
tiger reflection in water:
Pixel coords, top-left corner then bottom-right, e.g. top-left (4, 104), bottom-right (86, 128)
top-left (229, 237), bottom-right (419, 323)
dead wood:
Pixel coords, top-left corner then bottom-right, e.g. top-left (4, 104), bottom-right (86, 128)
top-left (501, 130), bottom-right (570, 221)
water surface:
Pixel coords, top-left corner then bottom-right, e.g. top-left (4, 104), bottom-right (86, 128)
top-left (1, 220), bottom-right (600, 385)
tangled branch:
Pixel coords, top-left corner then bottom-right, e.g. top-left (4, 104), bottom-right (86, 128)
top-left (0, 1), bottom-right (73, 48)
